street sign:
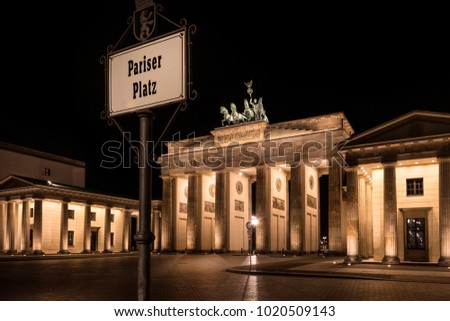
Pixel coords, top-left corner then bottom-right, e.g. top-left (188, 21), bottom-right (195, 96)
top-left (108, 30), bottom-right (186, 116)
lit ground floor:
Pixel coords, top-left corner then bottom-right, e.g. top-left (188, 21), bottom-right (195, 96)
top-left (0, 176), bottom-right (163, 255)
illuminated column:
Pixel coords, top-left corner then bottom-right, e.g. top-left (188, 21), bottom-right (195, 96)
top-left (285, 170), bottom-right (290, 253)
top-left (438, 157), bottom-right (450, 266)
top-left (6, 201), bottom-right (17, 254)
top-left (328, 164), bottom-right (344, 254)
top-left (214, 171), bottom-right (229, 251)
top-left (103, 206), bottom-right (112, 253)
top-left (58, 200), bottom-right (70, 254)
top-left (20, 198), bottom-right (31, 254)
top-left (382, 163), bottom-right (400, 264)
top-left (256, 166), bottom-right (271, 253)
top-left (344, 167), bottom-right (361, 263)
top-left (358, 176), bottom-right (368, 258)
top-left (248, 175), bottom-right (254, 252)
top-left (289, 163), bottom-right (305, 254)
top-left (161, 176), bottom-right (174, 251)
top-left (152, 208), bottom-right (161, 252)
top-left (0, 200), bottom-right (6, 252)
top-left (31, 198), bottom-right (44, 255)
top-left (187, 174), bottom-right (201, 251)
top-left (366, 182), bottom-right (373, 257)
top-left (121, 209), bottom-right (131, 252)
top-left (82, 202), bottom-right (92, 253)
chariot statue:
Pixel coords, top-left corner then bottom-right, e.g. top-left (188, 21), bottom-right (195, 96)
top-left (219, 80), bottom-right (269, 126)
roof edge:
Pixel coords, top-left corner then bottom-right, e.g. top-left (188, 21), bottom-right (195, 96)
top-left (0, 141), bottom-right (86, 168)
top-left (347, 110), bottom-right (450, 144)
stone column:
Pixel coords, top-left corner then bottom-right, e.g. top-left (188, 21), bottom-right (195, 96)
top-left (344, 167), bottom-right (361, 263)
top-left (152, 209), bottom-right (161, 252)
top-left (438, 157), bottom-right (450, 266)
top-left (0, 200), bottom-right (6, 252)
top-left (20, 199), bottom-right (31, 254)
top-left (248, 176), bottom-right (254, 253)
top-left (366, 182), bottom-right (373, 257)
top-left (289, 163), bottom-right (305, 254)
top-left (328, 164), bottom-right (344, 254)
top-left (161, 176), bottom-right (174, 251)
top-left (285, 171), bottom-right (290, 253)
top-left (121, 209), bottom-right (131, 252)
top-left (58, 200), bottom-right (70, 254)
top-left (82, 203), bottom-right (92, 253)
top-left (256, 166), bottom-right (271, 253)
top-left (358, 176), bottom-right (368, 258)
top-left (103, 206), bottom-right (112, 253)
top-left (187, 174), bottom-right (202, 251)
top-left (6, 201), bottom-right (17, 254)
top-left (31, 198), bottom-right (44, 255)
top-left (215, 171), bottom-right (229, 252)
top-left (382, 163), bottom-right (400, 264)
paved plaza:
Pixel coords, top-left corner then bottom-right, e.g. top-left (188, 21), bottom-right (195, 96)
top-left (0, 252), bottom-right (449, 301)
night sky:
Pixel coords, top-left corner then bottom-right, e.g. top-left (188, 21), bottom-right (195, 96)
top-left (2, 1), bottom-right (449, 200)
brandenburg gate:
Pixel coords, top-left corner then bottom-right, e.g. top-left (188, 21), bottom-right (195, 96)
top-left (157, 88), bottom-right (354, 254)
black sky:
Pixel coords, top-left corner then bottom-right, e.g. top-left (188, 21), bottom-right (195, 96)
top-left (1, 1), bottom-right (449, 200)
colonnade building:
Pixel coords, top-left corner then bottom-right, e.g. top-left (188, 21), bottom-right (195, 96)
top-left (158, 110), bottom-right (450, 265)
top-left (1, 109), bottom-right (449, 265)
top-left (0, 142), bottom-right (162, 255)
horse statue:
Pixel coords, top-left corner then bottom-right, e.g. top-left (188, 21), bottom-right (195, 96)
top-left (243, 98), bottom-right (255, 121)
top-left (220, 106), bottom-right (233, 126)
top-left (250, 97), bottom-right (269, 122)
top-left (229, 103), bottom-right (248, 124)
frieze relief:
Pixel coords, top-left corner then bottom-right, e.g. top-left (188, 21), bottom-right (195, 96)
top-left (234, 199), bottom-right (245, 212)
top-left (204, 201), bottom-right (215, 213)
top-left (179, 202), bottom-right (187, 213)
top-left (272, 197), bottom-right (285, 211)
top-left (307, 194), bottom-right (317, 209)
top-left (211, 121), bottom-right (268, 145)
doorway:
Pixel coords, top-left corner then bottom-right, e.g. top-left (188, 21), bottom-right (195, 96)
top-left (131, 217), bottom-right (138, 251)
top-left (405, 216), bottom-right (428, 261)
top-left (90, 229), bottom-right (98, 252)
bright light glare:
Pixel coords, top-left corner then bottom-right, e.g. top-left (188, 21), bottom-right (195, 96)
top-left (251, 216), bottom-right (258, 226)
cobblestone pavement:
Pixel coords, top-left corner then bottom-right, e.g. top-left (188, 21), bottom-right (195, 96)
top-left (0, 252), bottom-right (449, 301)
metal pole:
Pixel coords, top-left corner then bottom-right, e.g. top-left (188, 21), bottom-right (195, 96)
top-left (135, 111), bottom-right (154, 301)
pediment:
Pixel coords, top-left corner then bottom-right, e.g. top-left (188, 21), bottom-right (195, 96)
top-left (347, 110), bottom-right (450, 146)
top-left (0, 176), bottom-right (38, 189)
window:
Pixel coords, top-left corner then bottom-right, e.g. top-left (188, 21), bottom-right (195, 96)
top-left (30, 229), bottom-right (33, 247)
top-left (30, 208), bottom-right (34, 218)
top-left (42, 168), bottom-right (51, 176)
top-left (110, 233), bottom-right (115, 247)
top-left (111, 214), bottom-right (115, 223)
top-left (90, 212), bottom-right (96, 221)
top-left (68, 209), bottom-right (75, 219)
top-left (406, 178), bottom-right (424, 196)
top-left (68, 231), bottom-right (74, 246)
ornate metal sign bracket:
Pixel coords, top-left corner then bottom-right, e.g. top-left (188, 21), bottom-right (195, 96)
top-left (100, 1), bottom-right (197, 153)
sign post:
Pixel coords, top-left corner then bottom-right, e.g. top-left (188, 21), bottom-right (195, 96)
top-left (104, 0), bottom-right (194, 300)
top-left (134, 111), bottom-right (154, 301)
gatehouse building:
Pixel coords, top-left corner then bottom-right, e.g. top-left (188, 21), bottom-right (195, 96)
top-left (0, 141), bottom-right (162, 255)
